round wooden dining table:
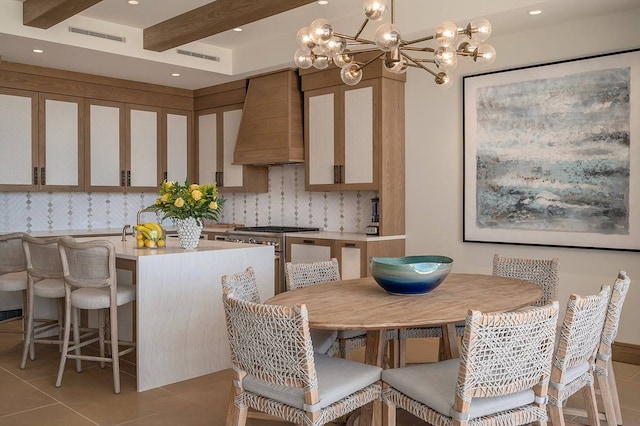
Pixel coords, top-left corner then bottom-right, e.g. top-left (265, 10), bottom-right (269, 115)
top-left (266, 272), bottom-right (543, 426)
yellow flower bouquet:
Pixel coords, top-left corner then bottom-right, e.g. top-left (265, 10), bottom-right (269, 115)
top-left (148, 180), bottom-right (225, 224)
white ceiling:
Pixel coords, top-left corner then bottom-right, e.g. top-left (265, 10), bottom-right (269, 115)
top-left (1, 0), bottom-right (639, 90)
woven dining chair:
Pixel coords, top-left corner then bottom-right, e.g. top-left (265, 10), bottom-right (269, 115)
top-left (221, 266), bottom-right (337, 355)
top-left (0, 233), bottom-right (28, 336)
top-left (20, 235), bottom-right (66, 369)
top-left (382, 302), bottom-right (559, 426)
top-left (223, 289), bottom-right (383, 426)
top-left (548, 286), bottom-right (611, 426)
top-left (55, 237), bottom-right (136, 394)
top-left (285, 258), bottom-right (398, 361)
top-left (562, 271), bottom-right (630, 426)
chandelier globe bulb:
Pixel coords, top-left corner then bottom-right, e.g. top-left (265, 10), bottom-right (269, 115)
top-left (469, 17), bottom-right (492, 42)
top-left (309, 18), bottom-right (333, 45)
top-left (434, 46), bottom-right (458, 70)
top-left (435, 72), bottom-right (453, 89)
top-left (340, 64), bottom-right (363, 85)
top-left (296, 27), bottom-right (316, 49)
top-left (374, 23), bottom-right (402, 52)
top-left (363, 0), bottom-right (388, 21)
top-left (333, 52), bottom-right (353, 68)
top-left (475, 44), bottom-right (497, 66)
top-left (327, 37), bottom-right (347, 55)
top-left (312, 54), bottom-right (332, 69)
top-left (434, 21), bottom-right (458, 47)
top-left (293, 48), bottom-right (314, 69)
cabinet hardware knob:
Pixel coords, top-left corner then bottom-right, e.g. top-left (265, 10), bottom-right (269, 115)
top-left (302, 239), bottom-right (315, 244)
top-left (344, 243), bottom-right (356, 247)
top-left (127, 170), bottom-right (131, 186)
top-left (120, 170), bottom-right (125, 187)
top-left (163, 171), bottom-right (168, 181)
top-left (333, 165), bottom-right (340, 184)
top-left (41, 167), bottom-right (45, 185)
top-left (33, 167), bottom-right (38, 185)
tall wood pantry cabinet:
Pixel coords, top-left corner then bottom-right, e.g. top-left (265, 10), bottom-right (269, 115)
top-left (300, 59), bottom-right (406, 236)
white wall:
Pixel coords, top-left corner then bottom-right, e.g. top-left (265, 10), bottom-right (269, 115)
top-left (405, 9), bottom-right (640, 345)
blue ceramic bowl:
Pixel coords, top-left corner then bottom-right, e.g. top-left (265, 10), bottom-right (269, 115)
top-left (369, 255), bottom-right (453, 296)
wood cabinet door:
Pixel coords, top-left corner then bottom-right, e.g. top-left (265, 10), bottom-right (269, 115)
top-left (285, 237), bottom-right (333, 264)
top-left (343, 83), bottom-right (377, 189)
top-left (39, 93), bottom-right (84, 191)
top-left (306, 88), bottom-right (336, 187)
top-left (335, 240), bottom-right (367, 279)
top-left (0, 88), bottom-right (38, 191)
top-left (221, 108), bottom-right (244, 189)
top-left (197, 110), bottom-right (219, 185)
top-left (86, 100), bottom-right (125, 191)
top-left (127, 104), bottom-right (161, 191)
top-left (164, 109), bottom-right (192, 184)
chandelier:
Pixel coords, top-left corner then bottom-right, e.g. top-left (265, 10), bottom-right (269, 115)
top-left (293, 0), bottom-right (496, 87)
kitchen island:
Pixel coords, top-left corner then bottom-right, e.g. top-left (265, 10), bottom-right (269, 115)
top-left (84, 236), bottom-right (274, 392)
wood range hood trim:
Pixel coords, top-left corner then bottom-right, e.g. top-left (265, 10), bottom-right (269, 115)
top-left (233, 69), bottom-right (305, 165)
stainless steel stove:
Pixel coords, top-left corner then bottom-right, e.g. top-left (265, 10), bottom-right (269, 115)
top-left (225, 226), bottom-right (319, 294)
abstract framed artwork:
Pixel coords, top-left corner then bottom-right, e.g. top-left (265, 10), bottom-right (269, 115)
top-left (463, 48), bottom-right (640, 251)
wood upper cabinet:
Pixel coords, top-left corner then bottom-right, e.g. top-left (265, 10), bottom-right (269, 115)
top-left (196, 105), bottom-right (268, 192)
top-left (305, 80), bottom-right (378, 191)
top-left (86, 100), bottom-right (161, 192)
top-left (162, 109), bottom-right (192, 184)
top-left (0, 88), bottom-right (83, 191)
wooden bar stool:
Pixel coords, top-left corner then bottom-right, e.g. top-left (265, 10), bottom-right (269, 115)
top-left (56, 237), bottom-right (135, 394)
top-left (0, 233), bottom-right (28, 338)
top-left (20, 235), bottom-right (65, 369)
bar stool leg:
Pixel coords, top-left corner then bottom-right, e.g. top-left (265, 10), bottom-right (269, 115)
top-left (72, 307), bottom-right (82, 373)
top-left (99, 309), bottom-right (106, 368)
top-left (20, 285), bottom-right (36, 369)
top-left (56, 292), bottom-right (72, 388)
top-left (110, 306), bottom-right (121, 394)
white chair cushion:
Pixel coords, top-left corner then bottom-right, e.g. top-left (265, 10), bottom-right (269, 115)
top-left (558, 360), bottom-right (590, 386)
top-left (382, 358), bottom-right (535, 419)
top-left (71, 284), bottom-right (136, 310)
top-left (33, 278), bottom-right (65, 298)
top-left (0, 271), bottom-right (28, 291)
top-left (243, 353), bottom-right (382, 410)
top-left (337, 329), bottom-right (366, 339)
top-left (310, 328), bottom-right (338, 354)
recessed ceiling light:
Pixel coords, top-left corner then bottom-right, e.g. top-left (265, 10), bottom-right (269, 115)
top-left (171, 73), bottom-right (180, 77)
top-left (233, 28), bottom-right (243, 32)
top-left (32, 49), bottom-right (44, 53)
top-left (318, 1), bottom-right (329, 5)
top-left (528, 10), bottom-right (542, 15)
top-left (128, 0), bottom-right (139, 5)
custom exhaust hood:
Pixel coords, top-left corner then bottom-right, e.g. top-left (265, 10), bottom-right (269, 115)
top-left (233, 69), bottom-right (305, 165)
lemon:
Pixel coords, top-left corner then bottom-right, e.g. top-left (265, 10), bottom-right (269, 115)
top-left (136, 239), bottom-right (145, 248)
top-left (145, 240), bottom-right (156, 248)
top-left (136, 232), bottom-right (144, 240)
top-left (156, 239), bottom-right (166, 248)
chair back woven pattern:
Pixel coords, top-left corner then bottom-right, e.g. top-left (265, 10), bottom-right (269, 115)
top-left (22, 235), bottom-right (63, 280)
top-left (58, 237), bottom-right (115, 289)
top-left (285, 259), bottom-right (340, 291)
top-left (221, 267), bottom-right (260, 304)
top-left (0, 233), bottom-right (27, 274)
top-left (223, 292), bottom-right (317, 390)
top-left (595, 271), bottom-right (630, 375)
top-left (492, 254), bottom-right (559, 306)
top-left (457, 302), bottom-right (559, 402)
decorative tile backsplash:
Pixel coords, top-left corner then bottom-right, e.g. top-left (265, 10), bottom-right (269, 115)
top-left (0, 165), bottom-right (377, 233)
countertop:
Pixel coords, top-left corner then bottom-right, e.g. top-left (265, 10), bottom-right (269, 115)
top-left (283, 231), bottom-right (406, 241)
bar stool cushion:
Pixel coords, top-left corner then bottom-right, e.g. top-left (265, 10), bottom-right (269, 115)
top-left (382, 358), bottom-right (535, 419)
top-left (243, 353), bottom-right (382, 410)
top-left (33, 278), bottom-right (65, 298)
top-left (71, 285), bottom-right (136, 310)
top-left (0, 271), bottom-right (28, 291)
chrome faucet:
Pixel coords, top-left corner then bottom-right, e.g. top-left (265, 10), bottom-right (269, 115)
top-left (137, 207), bottom-right (158, 225)
top-left (121, 224), bottom-right (131, 241)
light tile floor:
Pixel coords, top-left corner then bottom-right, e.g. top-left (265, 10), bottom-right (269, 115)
top-left (1, 322), bottom-right (639, 425)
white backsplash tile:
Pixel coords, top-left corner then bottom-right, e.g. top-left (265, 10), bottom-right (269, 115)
top-left (0, 164), bottom-right (376, 233)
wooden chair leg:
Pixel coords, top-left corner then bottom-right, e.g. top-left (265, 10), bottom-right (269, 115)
top-left (110, 306), bottom-right (120, 394)
top-left (56, 292), bottom-right (72, 388)
top-left (20, 285), bottom-right (35, 369)
top-left (72, 307), bottom-right (82, 373)
top-left (608, 362), bottom-right (623, 425)
top-left (57, 299), bottom-right (64, 351)
top-left (548, 406), bottom-right (566, 426)
top-left (399, 337), bottom-right (407, 368)
top-left (226, 383), bottom-right (242, 426)
top-left (99, 309), bottom-right (106, 368)
top-left (582, 384), bottom-right (601, 426)
top-left (598, 372), bottom-right (619, 426)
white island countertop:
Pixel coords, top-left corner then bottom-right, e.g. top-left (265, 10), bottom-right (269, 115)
top-left (78, 235), bottom-right (274, 392)
top-left (283, 231), bottom-right (406, 241)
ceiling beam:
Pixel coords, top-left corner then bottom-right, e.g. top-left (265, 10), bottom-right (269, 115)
top-left (23, 0), bottom-right (103, 29)
top-left (144, 0), bottom-right (316, 52)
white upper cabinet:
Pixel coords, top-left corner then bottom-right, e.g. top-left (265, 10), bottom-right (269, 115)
top-left (196, 106), bottom-right (268, 193)
top-left (305, 80), bottom-right (378, 191)
top-left (0, 89), bottom-right (84, 191)
top-left (127, 105), bottom-right (160, 190)
top-left (164, 110), bottom-right (191, 184)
